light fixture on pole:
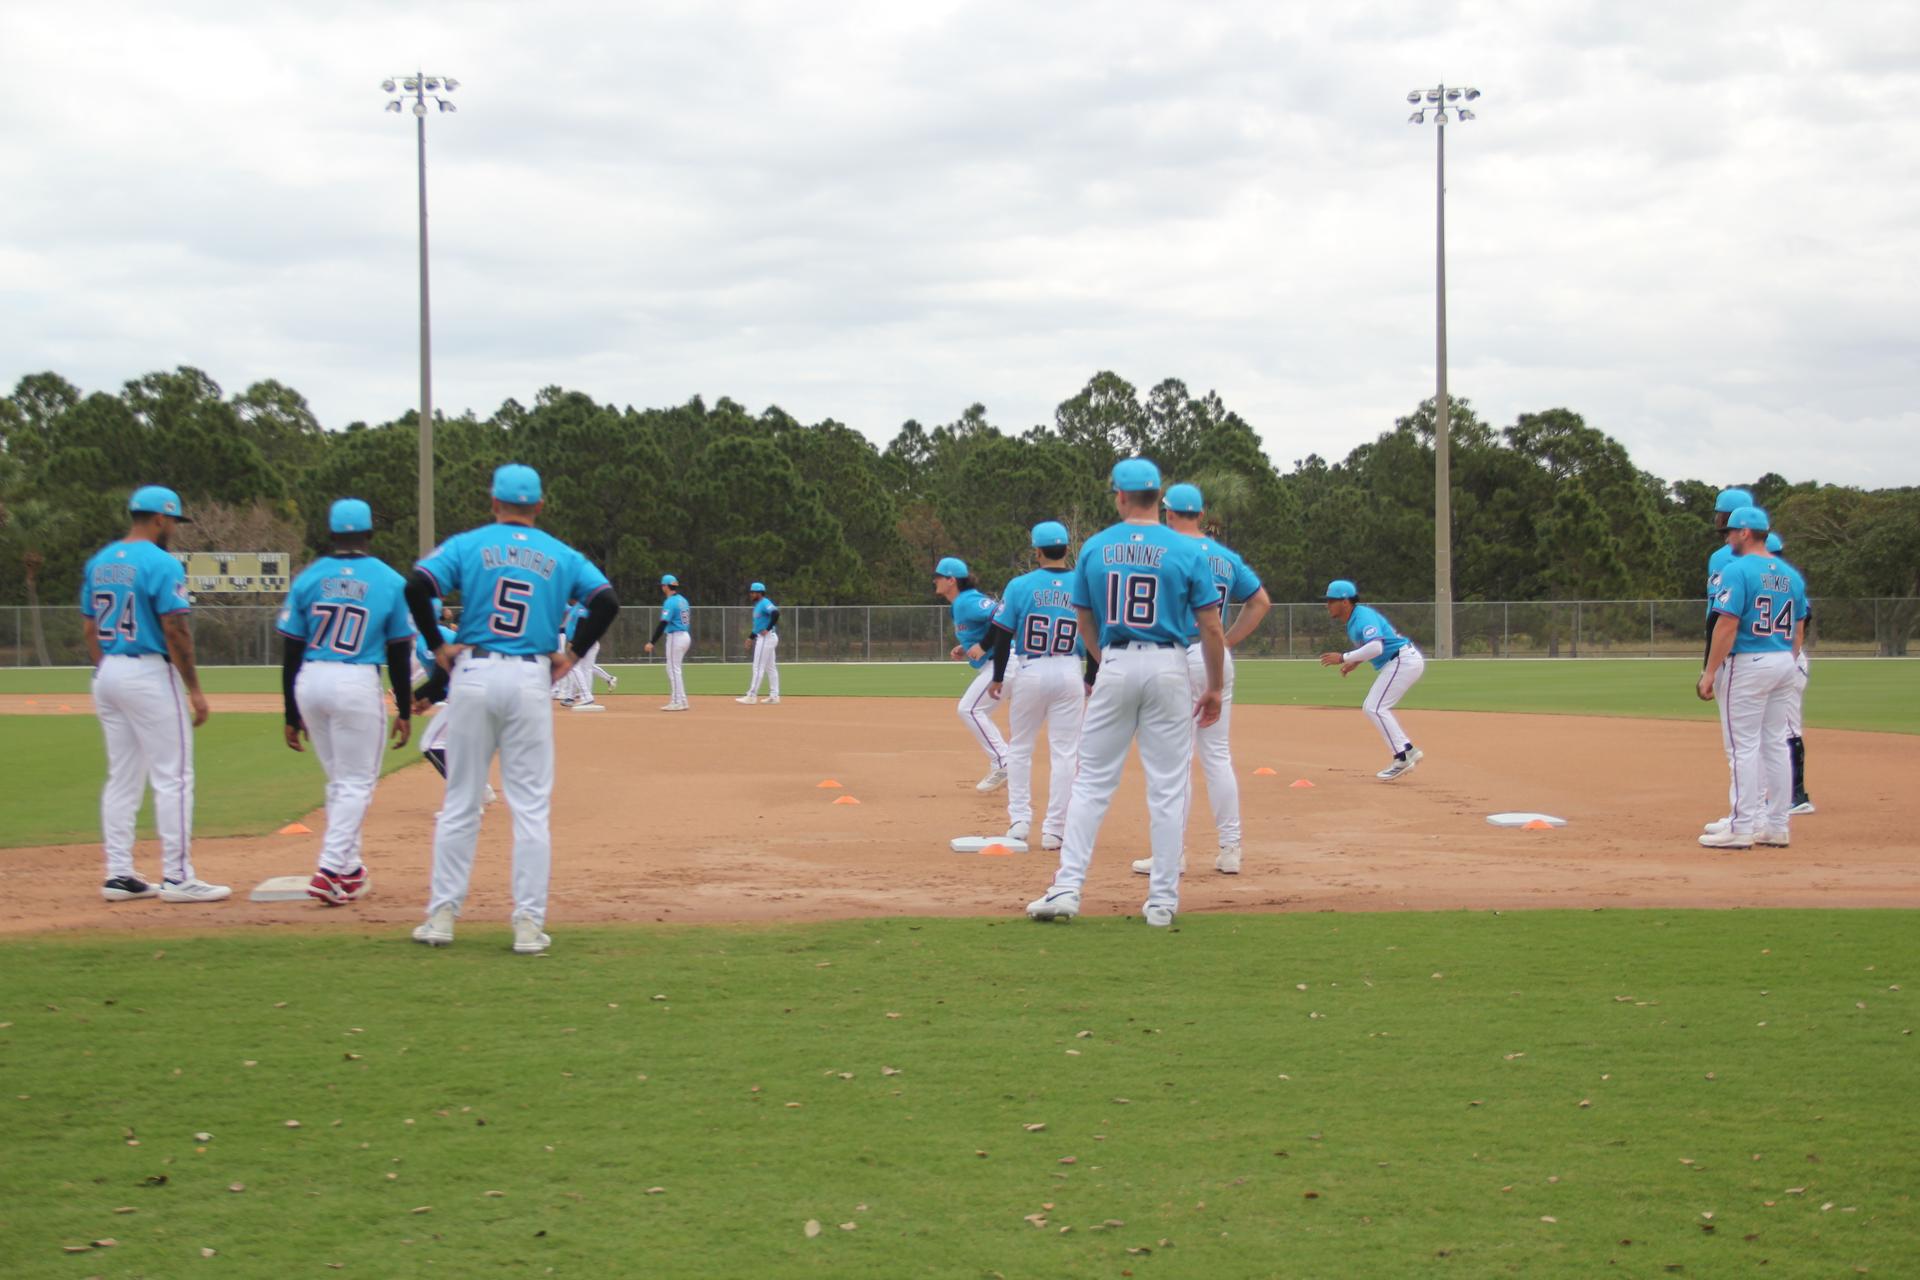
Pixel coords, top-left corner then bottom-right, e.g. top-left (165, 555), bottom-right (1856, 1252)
top-left (1405, 84), bottom-right (1479, 660)
top-left (383, 72), bottom-right (459, 556)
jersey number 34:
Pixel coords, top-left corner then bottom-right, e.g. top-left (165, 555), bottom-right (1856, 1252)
top-left (1749, 594), bottom-right (1794, 638)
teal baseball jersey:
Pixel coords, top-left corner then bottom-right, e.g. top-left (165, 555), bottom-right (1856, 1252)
top-left (276, 554), bottom-right (414, 664)
top-left (416, 524), bottom-right (610, 656)
top-left (992, 569), bottom-right (1082, 658)
top-left (1346, 605), bottom-right (1411, 670)
top-left (1184, 536), bottom-right (1261, 643)
top-left (1070, 522), bottom-right (1219, 649)
top-left (950, 588), bottom-right (999, 667)
top-left (1714, 554), bottom-right (1808, 655)
top-left (563, 601), bottom-right (587, 642)
top-left (752, 597), bottom-right (778, 635)
top-left (662, 593), bottom-right (690, 634)
top-left (416, 624), bottom-right (456, 668)
top-left (79, 540), bottom-right (191, 658)
top-left (1706, 543), bottom-right (1736, 615)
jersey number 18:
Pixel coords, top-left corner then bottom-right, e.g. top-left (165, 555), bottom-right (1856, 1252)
top-left (1105, 574), bottom-right (1159, 629)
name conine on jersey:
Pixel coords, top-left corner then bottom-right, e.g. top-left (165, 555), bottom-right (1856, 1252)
top-left (1102, 543), bottom-right (1168, 567)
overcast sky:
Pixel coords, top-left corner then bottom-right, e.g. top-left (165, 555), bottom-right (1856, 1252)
top-left (4, 1), bottom-right (1916, 486)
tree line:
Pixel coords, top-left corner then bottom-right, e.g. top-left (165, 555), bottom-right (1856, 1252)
top-left (2, 366), bottom-right (1915, 649)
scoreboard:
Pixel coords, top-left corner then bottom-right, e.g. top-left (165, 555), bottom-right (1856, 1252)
top-left (172, 551), bottom-right (292, 596)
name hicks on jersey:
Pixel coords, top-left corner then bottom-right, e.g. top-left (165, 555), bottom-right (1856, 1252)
top-left (1102, 544), bottom-right (1167, 567)
top-left (480, 545), bottom-right (559, 578)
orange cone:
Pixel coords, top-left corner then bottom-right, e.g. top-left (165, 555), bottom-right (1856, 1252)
top-left (979, 843), bottom-right (1013, 857)
top-left (816, 779), bottom-right (843, 789)
top-left (832, 795), bottom-right (861, 806)
top-left (1290, 779), bottom-right (1316, 789)
top-left (24, 699), bottom-right (38, 706)
top-left (56, 704), bottom-right (73, 712)
top-left (278, 822), bottom-right (313, 835)
top-left (1522, 819), bottom-right (1554, 831)
top-left (1253, 767), bottom-right (1278, 776)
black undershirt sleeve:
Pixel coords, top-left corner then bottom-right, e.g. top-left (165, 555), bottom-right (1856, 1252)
top-left (650, 618), bottom-right (669, 645)
top-left (569, 588), bottom-right (621, 656)
top-left (1083, 649), bottom-right (1099, 688)
top-left (404, 571), bottom-right (443, 649)
top-left (281, 637), bottom-right (306, 729)
top-left (766, 607), bottom-right (780, 632)
top-left (386, 639), bottom-right (413, 720)
top-left (988, 624), bottom-right (1014, 683)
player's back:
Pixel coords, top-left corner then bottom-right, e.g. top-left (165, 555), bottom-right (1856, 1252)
top-left (1346, 605), bottom-right (1409, 669)
top-left (1073, 522), bottom-right (1216, 648)
top-left (1719, 554), bottom-right (1804, 655)
top-left (82, 539), bottom-right (185, 657)
top-left (419, 523), bottom-right (603, 655)
top-left (281, 555), bottom-right (410, 663)
top-left (996, 568), bottom-right (1081, 657)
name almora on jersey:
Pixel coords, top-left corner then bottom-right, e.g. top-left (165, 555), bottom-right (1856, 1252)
top-left (417, 524), bottom-right (610, 655)
top-left (277, 555), bottom-right (415, 664)
top-left (993, 570), bottom-right (1083, 658)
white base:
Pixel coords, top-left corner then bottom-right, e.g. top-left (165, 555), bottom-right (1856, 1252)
top-left (249, 874), bottom-right (313, 903)
top-left (1485, 812), bottom-right (1569, 828)
top-left (949, 836), bottom-right (1030, 854)
top-left (570, 703), bottom-right (607, 713)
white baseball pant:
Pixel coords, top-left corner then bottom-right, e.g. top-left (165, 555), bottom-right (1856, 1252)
top-left (566, 642), bottom-right (605, 703)
top-left (427, 653), bottom-right (557, 926)
top-left (93, 653), bottom-right (197, 884)
top-left (1787, 654), bottom-right (1808, 738)
top-left (1714, 650), bottom-right (1796, 836)
top-left (958, 665), bottom-right (1009, 769)
top-left (1362, 648), bottom-right (1426, 755)
top-left (664, 630), bottom-right (691, 705)
top-left (1044, 644), bottom-right (1194, 913)
top-left (1184, 643), bottom-right (1240, 847)
top-left (1004, 654), bottom-right (1083, 839)
top-left (746, 632), bottom-right (780, 698)
top-left (419, 700), bottom-right (451, 757)
top-left (294, 662), bottom-right (387, 875)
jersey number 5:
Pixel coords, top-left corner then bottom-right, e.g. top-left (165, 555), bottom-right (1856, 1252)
top-left (1105, 574), bottom-right (1159, 629)
top-left (491, 579), bottom-right (534, 638)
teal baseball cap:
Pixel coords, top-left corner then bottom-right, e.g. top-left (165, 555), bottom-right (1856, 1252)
top-left (660, 573), bottom-right (679, 586)
top-left (329, 498), bottom-right (373, 534)
top-left (1727, 505), bottom-right (1770, 531)
top-left (1110, 457), bottom-right (1161, 492)
top-left (1714, 487), bottom-right (1754, 514)
top-left (1163, 483), bottom-right (1204, 514)
top-left (749, 581), bottom-right (766, 593)
top-left (492, 463), bottom-right (542, 504)
top-left (1030, 521), bottom-right (1069, 548)
top-left (1324, 579), bottom-right (1359, 600)
top-left (935, 556), bottom-right (969, 578)
top-left (128, 485), bottom-right (192, 522)
top-left (1765, 533), bottom-right (1783, 553)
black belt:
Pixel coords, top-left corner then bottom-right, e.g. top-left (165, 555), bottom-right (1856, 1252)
top-left (1109, 639), bottom-right (1177, 650)
top-left (471, 648), bottom-right (541, 662)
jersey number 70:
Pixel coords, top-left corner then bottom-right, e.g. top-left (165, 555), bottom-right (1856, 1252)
top-left (1105, 573), bottom-right (1159, 628)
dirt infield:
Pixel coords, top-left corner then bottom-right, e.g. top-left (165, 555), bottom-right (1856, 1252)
top-left (4, 693), bottom-right (1917, 936)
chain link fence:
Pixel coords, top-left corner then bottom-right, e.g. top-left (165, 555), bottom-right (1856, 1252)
top-left (5, 599), bottom-right (1914, 667)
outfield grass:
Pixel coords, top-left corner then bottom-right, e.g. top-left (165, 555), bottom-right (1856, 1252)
top-left (4, 658), bottom-right (1913, 732)
top-left (0, 715), bottom-right (422, 849)
top-left (0, 911), bottom-right (1911, 1276)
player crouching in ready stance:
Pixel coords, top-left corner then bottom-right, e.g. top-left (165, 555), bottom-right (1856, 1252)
top-left (1320, 580), bottom-right (1426, 779)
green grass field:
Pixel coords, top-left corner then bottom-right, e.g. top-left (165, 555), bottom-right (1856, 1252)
top-left (0, 715), bottom-right (421, 849)
top-left (1, 912), bottom-right (1911, 1277)
top-left (2, 657), bottom-right (1914, 732)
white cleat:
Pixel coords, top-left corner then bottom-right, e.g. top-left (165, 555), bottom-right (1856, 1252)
top-left (512, 917), bottom-right (551, 955)
top-left (976, 767), bottom-right (1008, 793)
top-left (1376, 747), bottom-right (1423, 781)
top-left (1130, 855), bottom-right (1188, 876)
top-left (1702, 816), bottom-right (1733, 834)
top-left (484, 784), bottom-right (498, 805)
top-left (1026, 889), bottom-right (1081, 921)
top-left (606, 675), bottom-right (618, 691)
top-left (159, 878), bottom-right (231, 904)
top-left (1756, 830), bottom-right (1791, 848)
top-left (762, 696), bottom-right (781, 704)
top-left (1788, 801), bottom-right (1816, 816)
top-left (1216, 845), bottom-right (1242, 875)
top-left (412, 905), bottom-right (456, 947)
top-left (1698, 829), bottom-right (1754, 850)
top-left (1041, 833), bottom-right (1063, 851)
top-left (1143, 905), bottom-right (1175, 928)
top-left (1005, 821), bottom-right (1032, 843)
top-left (735, 695), bottom-right (758, 705)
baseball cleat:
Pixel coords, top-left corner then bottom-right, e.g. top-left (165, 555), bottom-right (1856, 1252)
top-left (1756, 830), bottom-right (1791, 847)
top-left (976, 767), bottom-right (1009, 793)
top-left (102, 875), bottom-right (159, 902)
top-left (1143, 905), bottom-right (1175, 928)
top-left (1702, 817), bottom-right (1733, 834)
top-left (661, 702), bottom-right (684, 711)
top-left (307, 867), bottom-right (371, 907)
top-left (1130, 855), bottom-right (1188, 876)
top-left (1026, 889), bottom-right (1081, 921)
top-left (606, 675), bottom-right (618, 690)
top-left (1041, 833), bottom-right (1063, 851)
top-left (1216, 845), bottom-right (1243, 875)
top-left (762, 696), bottom-right (781, 704)
top-left (512, 917), bottom-right (551, 955)
top-left (1698, 830), bottom-right (1754, 850)
top-left (1005, 821), bottom-right (1032, 843)
top-left (735, 695), bottom-right (757, 705)
top-left (1788, 800), bottom-right (1816, 816)
top-left (412, 905), bottom-right (456, 947)
top-left (485, 784), bottom-right (499, 805)
top-left (1376, 747), bottom-right (1423, 781)
top-left (159, 878), bottom-right (232, 904)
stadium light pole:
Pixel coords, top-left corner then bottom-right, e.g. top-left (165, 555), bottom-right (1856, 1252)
top-left (1406, 83), bottom-right (1478, 660)
top-left (384, 72), bottom-right (458, 556)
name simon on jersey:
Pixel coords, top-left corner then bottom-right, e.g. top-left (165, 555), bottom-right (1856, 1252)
top-left (481, 544), bottom-right (559, 579)
top-left (1102, 543), bottom-right (1167, 567)
top-left (320, 576), bottom-right (370, 602)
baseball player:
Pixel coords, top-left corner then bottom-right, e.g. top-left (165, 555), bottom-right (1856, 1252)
top-left (644, 573), bottom-right (692, 711)
top-left (276, 499), bottom-right (416, 906)
top-left (405, 463), bottom-right (620, 954)
top-left (1320, 581), bottom-right (1426, 779)
top-left (936, 556), bottom-right (1011, 791)
top-left (80, 485), bottom-right (227, 904)
top-left (1768, 532), bottom-right (1815, 815)
top-left (1027, 458), bottom-right (1224, 927)
top-left (1130, 483), bottom-right (1271, 876)
top-left (1697, 506), bottom-right (1807, 849)
top-left (1704, 487), bottom-right (1753, 664)
top-left (737, 582), bottom-right (781, 704)
top-left (558, 599), bottom-right (616, 710)
top-left (414, 600), bottom-right (491, 803)
top-left (985, 522), bottom-right (1091, 848)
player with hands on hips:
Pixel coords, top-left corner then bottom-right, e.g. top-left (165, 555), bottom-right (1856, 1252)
top-left (738, 582), bottom-right (781, 704)
top-left (276, 499), bottom-right (417, 906)
top-left (1131, 483), bottom-right (1271, 877)
top-left (1027, 457), bottom-right (1224, 928)
top-left (986, 522), bottom-right (1091, 849)
top-left (81, 485), bottom-right (227, 904)
top-left (645, 574), bottom-right (692, 711)
top-left (936, 556), bottom-right (1012, 792)
top-left (1695, 506), bottom-right (1807, 850)
top-left (405, 464), bottom-right (621, 955)
top-left (1320, 581), bottom-right (1426, 779)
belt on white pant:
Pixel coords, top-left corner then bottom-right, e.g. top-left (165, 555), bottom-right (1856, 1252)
top-left (467, 649), bottom-right (549, 664)
top-left (100, 652), bottom-right (168, 663)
